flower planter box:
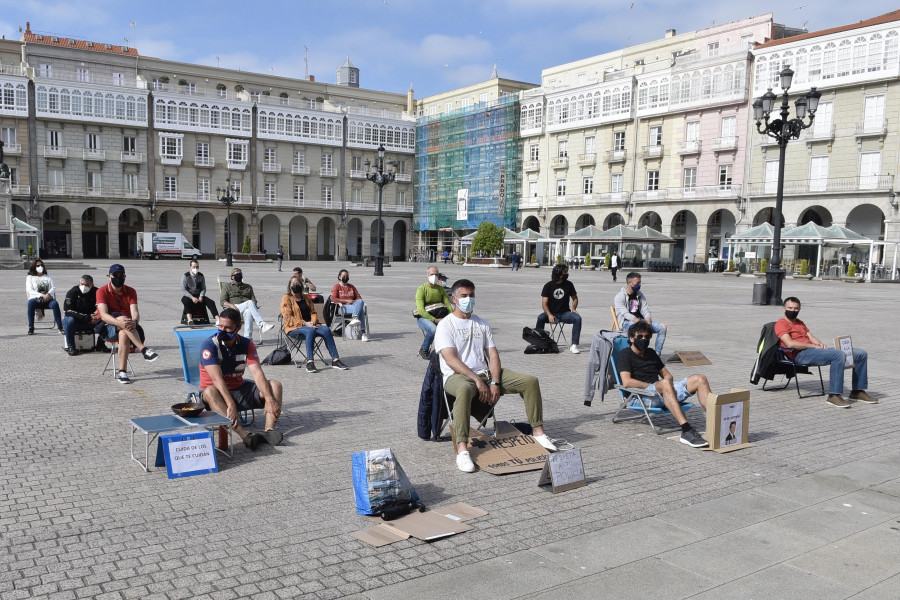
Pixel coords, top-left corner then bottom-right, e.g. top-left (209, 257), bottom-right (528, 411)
top-left (792, 274), bottom-right (813, 280)
top-left (752, 271), bottom-right (767, 278)
top-left (841, 276), bottom-right (864, 283)
top-left (722, 271), bottom-right (740, 277)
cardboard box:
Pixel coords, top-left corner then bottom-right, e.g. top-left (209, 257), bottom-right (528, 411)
top-left (464, 421), bottom-right (549, 475)
top-left (351, 503), bottom-right (486, 547)
top-left (705, 388), bottom-right (751, 453)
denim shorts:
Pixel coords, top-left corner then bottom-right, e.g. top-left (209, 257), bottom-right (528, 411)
top-left (630, 377), bottom-right (692, 409)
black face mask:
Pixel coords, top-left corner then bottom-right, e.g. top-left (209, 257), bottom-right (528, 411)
top-left (218, 330), bottom-right (236, 342)
top-left (633, 338), bottom-right (650, 352)
top-left (290, 284), bottom-right (303, 293)
top-left (110, 275), bottom-right (125, 288)
top-left (233, 274), bottom-right (243, 283)
top-left (341, 277), bottom-right (349, 284)
top-left (561, 274), bottom-right (569, 281)
top-left (784, 310), bottom-right (800, 320)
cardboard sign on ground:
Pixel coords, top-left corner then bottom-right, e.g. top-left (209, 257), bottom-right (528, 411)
top-left (351, 503), bottom-right (487, 547)
top-left (350, 523), bottom-right (409, 547)
top-left (705, 388), bottom-right (752, 453)
top-left (436, 503), bottom-right (488, 522)
top-left (668, 350), bottom-right (712, 366)
top-left (465, 421), bottom-right (549, 475)
top-left (537, 448), bottom-right (587, 493)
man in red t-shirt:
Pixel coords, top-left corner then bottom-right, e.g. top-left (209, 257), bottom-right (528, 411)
top-left (775, 296), bottom-right (875, 408)
top-left (96, 264), bottom-right (158, 384)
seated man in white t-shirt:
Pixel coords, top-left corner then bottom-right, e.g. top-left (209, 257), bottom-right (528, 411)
top-left (434, 278), bottom-right (558, 473)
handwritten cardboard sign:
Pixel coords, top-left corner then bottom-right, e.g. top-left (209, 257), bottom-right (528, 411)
top-left (668, 350), bottom-right (711, 366)
top-left (538, 448), bottom-right (586, 493)
top-left (834, 336), bottom-right (854, 369)
top-left (464, 421), bottom-right (549, 475)
top-left (160, 431), bottom-right (218, 479)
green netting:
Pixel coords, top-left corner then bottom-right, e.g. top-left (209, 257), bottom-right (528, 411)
top-left (415, 96), bottom-right (522, 231)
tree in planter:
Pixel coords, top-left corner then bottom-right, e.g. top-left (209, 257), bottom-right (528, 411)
top-left (605, 253), bottom-right (611, 268)
top-left (178, 78), bottom-right (188, 86)
top-left (584, 253), bottom-right (592, 268)
top-left (158, 75), bottom-right (170, 84)
top-left (471, 222), bottom-right (504, 258)
top-left (234, 84), bottom-right (244, 93)
top-left (799, 259), bottom-right (809, 276)
top-left (728, 259), bottom-right (735, 272)
top-left (279, 92), bottom-right (289, 99)
top-left (261, 90), bottom-right (270, 96)
top-left (216, 83), bottom-right (227, 91)
top-left (847, 263), bottom-right (857, 277)
top-left (759, 258), bottom-right (768, 273)
top-left (241, 235), bottom-right (251, 254)
top-left (557, 254), bottom-right (563, 264)
top-left (530, 253), bottom-right (536, 264)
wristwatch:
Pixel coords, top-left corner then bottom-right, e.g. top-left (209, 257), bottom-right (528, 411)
top-left (490, 381), bottom-right (500, 386)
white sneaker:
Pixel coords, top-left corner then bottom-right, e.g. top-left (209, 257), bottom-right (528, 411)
top-left (347, 317), bottom-right (361, 327)
top-left (260, 322), bottom-right (275, 334)
top-left (569, 344), bottom-right (580, 354)
top-left (361, 333), bottom-right (370, 342)
top-left (456, 451), bottom-right (476, 473)
top-left (533, 434), bottom-right (558, 452)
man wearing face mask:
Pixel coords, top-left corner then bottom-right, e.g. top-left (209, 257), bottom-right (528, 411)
top-left (330, 269), bottom-right (368, 341)
top-left (180, 260), bottom-right (218, 325)
top-left (220, 267), bottom-right (274, 338)
top-left (434, 279), bottom-right (558, 473)
top-left (96, 264), bottom-right (159, 384)
top-left (414, 266), bottom-right (453, 359)
top-left (775, 296), bottom-right (876, 408)
top-left (614, 272), bottom-right (667, 354)
top-left (199, 307), bottom-right (284, 450)
top-left (62, 274), bottom-right (99, 356)
top-left (617, 320), bottom-right (710, 448)
top-left (536, 264), bottom-right (582, 354)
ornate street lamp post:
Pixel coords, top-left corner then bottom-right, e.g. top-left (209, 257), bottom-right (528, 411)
top-left (753, 67), bottom-right (821, 305)
top-left (364, 144), bottom-right (397, 276)
top-left (216, 177), bottom-right (239, 267)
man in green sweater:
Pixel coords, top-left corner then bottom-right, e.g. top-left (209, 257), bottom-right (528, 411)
top-left (414, 266), bottom-right (453, 359)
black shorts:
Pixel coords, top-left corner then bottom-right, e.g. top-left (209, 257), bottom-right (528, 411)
top-left (202, 380), bottom-right (263, 411)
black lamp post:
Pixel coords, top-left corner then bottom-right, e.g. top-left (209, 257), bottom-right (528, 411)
top-left (216, 177), bottom-right (239, 267)
top-left (364, 144), bottom-right (397, 276)
top-left (753, 67), bottom-right (821, 305)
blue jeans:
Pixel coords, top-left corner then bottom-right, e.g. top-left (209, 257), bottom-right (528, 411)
top-left (288, 326), bottom-right (339, 360)
top-left (338, 300), bottom-right (366, 332)
top-left (417, 317), bottom-right (438, 351)
top-left (62, 316), bottom-right (92, 348)
top-left (27, 298), bottom-right (61, 328)
top-left (623, 319), bottom-right (667, 354)
top-left (794, 347), bottom-right (868, 394)
top-left (536, 311), bottom-right (582, 345)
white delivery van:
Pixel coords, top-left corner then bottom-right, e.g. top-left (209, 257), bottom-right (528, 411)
top-left (139, 232), bottom-right (201, 259)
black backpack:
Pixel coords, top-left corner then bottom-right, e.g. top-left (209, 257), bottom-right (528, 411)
top-left (522, 327), bottom-right (559, 354)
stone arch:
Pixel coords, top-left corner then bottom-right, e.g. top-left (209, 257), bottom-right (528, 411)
top-left (192, 211), bottom-right (216, 255)
top-left (846, 204), bottom-right (884, 240)
top-left (369, 218), bottom-right (385, 257)
top-left (671, 209), bottom-right (698, 265)
top-left (798, 205), bottom-right (833, 227)
top-left (159, 209), bottom-right (184, 235)
top-left (82, 207), bottom-right (109, 259)
top-left (549, 215), bottom-right (568, 237)
top-left (289, 215), bottom-right (308, 258)
top-left (346, 217), bottom-right (363, 259)
top-left (393, 220), bottom-right (407, 260)
top-left (637, 211), bottom-right (662, 231)
top-left (752, 207), bottom-right (785, 227)
top-left (317, 216), bottom-right (336, 259)
top-left (707, 209), bottom-right (736, 260)
top-left (42, 205), bottom-right (71, 258)
top-left (118, 208), bottom-right (144, 258)
top-left (575, 213), bottom-right (595, 229)
top-left (258, 214), bottom-right (281, 254)
top-left (226, 213), bottom-right (247, 253)
top-left (522, 215), bottom-right (541, 232)
top-left (603, 212), bottom-right (625, 229)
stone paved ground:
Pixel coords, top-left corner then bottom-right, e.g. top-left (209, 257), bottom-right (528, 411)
top-left (1, 260), bottom-right (897, 599)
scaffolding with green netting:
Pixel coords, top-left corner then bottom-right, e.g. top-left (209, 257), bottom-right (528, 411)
top-left (415, 95), bottom-right (522, 232)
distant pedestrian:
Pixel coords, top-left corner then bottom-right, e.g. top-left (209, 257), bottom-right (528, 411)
top-left (443, 250), bottom-right (450, 264)
top-left (511, 251), bottom-right (521, 271)
top-left (276, 245), bottom-right (284, 271)
top-left (610, 251), bottom-right (619, 282)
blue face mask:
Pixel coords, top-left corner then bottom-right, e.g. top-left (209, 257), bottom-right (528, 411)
top-left (218, 330), bottom-right (236, 342)
top-left (456, 296), bottom-right (475, 314)
top-left (632, 283), bottom-right (641, 293)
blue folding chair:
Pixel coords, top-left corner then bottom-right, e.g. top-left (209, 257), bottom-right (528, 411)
top-left (173, 326), bottom-right (254, 426)
top-left (609, 336), bottom-right (694, 435)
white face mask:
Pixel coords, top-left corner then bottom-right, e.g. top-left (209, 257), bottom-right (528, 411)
top-left (190, 268), bottom-right (199, 276)
top-left (428, 274), bottom-right (438, 285)
top-left (79, 285), bottom-right (90, 294)
top-left (36, 266), bottom-right (44, 274)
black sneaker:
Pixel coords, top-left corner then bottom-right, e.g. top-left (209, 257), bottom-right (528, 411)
top-left (418, 349), bottom-right (430, 360)
top-left (141, 347), bottom-right (159, 362)
top-left (116, 370), bottom-right (132, 384)
top-left (27, 327), bottom-right (34, 335)
top-left (66, 347), bottom-right (79, 357)
top-left (680, 428), bottom-right (708, 448)
top-left (331, 359), bottom-right (349, 370)
top-left (305, 361), bottom-right (317, 373)
top-left (243, 432), bottom-right (265, 451)
top-left (263, 430), bottom-right (283, 446)
top-left (58, 327), bottom-right (64, 334)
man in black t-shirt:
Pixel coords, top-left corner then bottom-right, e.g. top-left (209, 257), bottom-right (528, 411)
top-left (536, 264), bottom-right (582, 353)
top-left (617, 321), bottom-right (710, 448)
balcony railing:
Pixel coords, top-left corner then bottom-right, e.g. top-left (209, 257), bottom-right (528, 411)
top-left (524, 160), bottom-right (540, 172)
top-left (800, 127), bottom-right (834, 143)
top-left (83, 149), bottom-right (105, 161)
top-left (291, 164), bottom-right (310, 175)
top-left (0, 64), bottom-right (26, 77)
top-left (855, 121), bottom-right (887, 137)
top-left (711, 136), bottom-right (738, 151)
top-left (2, 143), bottom-right (22, 154)
top-left (39, 184), bottom-right (149, 199)
top-left (521, 192), bottom-right (632, 208)
top-left (160, 154), bottom-right (182, 166)
top-left (120, 151), bottom-right (143, 163)
top-left (641, 145), bottom-right (664, 159)
top-left (576, 153), bottom-right (596, 166)
top-left (605, 150), bottom-right (626, 163)
top-left (631, 189), bottom-right (669, 202)
top-left (261, 162), bottom-right (281, 173)
top-left (676, 140), bottom-right (701, 155)
top-left (551, 156), bottom-right (569, 169)
top-left (319, 167), bottom-right (338, 177)
top-left (747, 175), bottom-right (893, 196)
top-left (349, 169), bottom-right (367, 179)
top-left (395, 173), bottom-right (412, 183)
top-left (9, 185), bottom-right (30, 195)
top-left (194, 156), bottom-right (214, 168)
top-left (42, 146), bottom-right (68, 158)
top-left (669, 184), bottom-right (742, 200)
top-left (226, 159), bottom-right (247, 170)
top-left (256, 195), bottom-right (413, 213)
top-left (156, 191), bottom-right (242, 203)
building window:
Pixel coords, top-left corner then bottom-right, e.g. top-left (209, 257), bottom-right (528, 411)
top-left (461, 98), bottom-right (470, 108)
top-left (49, 169), bottom-right (64, 186)
top-left (809, 156), bottom-right (829, 192)
top-left (707, 42), bottom-right (719, 58)
top-left (264, 183), bottom-right (276, 202)
top-left (226, 140), bottom-right (248, 164)
top-left (611, 173), bottom-right (623, 192)
top-left (1, 126), bottom-right (16, 145)
top-left (649, 126), bottom-right (662, 147)
top-left (164, 176), bottom-right (177, 198)
top-left (264, 148), bottom-right (276, 165)
top-left (77, 68), bottom-right (90, 82)
top-left (398, 190), bottom-right (407, 205)
top-left (47, 130), bottom-right (60, 149)
top-left (197, 142), bottom-right (209, 159)
top-left (123, 136), bottom-right (136, 153)
top-left (293, 150), bottom-right (305, 167)
top-left (813, 101), bottom-right (833, 137)
top-left (686, 121), bottom-right (700, 141)
top-left (864, 94), bottom-right (885, 130)
top-left (719, 164), bottom-right (733, 190)
top-left (556, 179), bottom-right (566, 196)
top-left (216, 86), bottom-right (227, 98)
top-left (583, 176), bottom-right (594, 195)
top-left (184, 82), bottom-right (196, 94)
top-left (198, 178), bottom-right (209, 199)
top-left (585, 136), bottom-right (595, 155)
top-left (321, 153), bottom-right (333, 170)
top-left (8, 166), bottom-right (17, 186)
top-left (85, 133), bottom-right (100, 150)
top-left (479, 92), bottom-right (488, 103)
top-left (445, 102), bottom-right (453, 113)
top-left (530, 144), bottom-right (539, 161)
top-left (87, 172), bottom-right (101, 189)
top-left (558, 140), bottom-right (568, 157)
top-left (322, 185), bottom-right (333, 206)
top-left (859, 151), bottom-right (881, 189)
top-left (613, 131), bottom-right (625, 151)
top-left (647, 170), bottom-right (659, 191)
top-left (529, 181), bottom-right (538, 197)
top-left (682, 167), bottom-right (697, 189)
top-left (765, 160), bottom-right (779, 194)
top-left (429, 106), bottom-right (436, 116)
top-left (294, 185), bottom-right (304, 203)
top-left (352, 187), bottom-right (362, 204)
top-left (113, 72), bottom-right (124, 87)
top-left (720, 116), bottom-right (736, 141)
top-left (352, 155), bottom-right (363, 171)
top-left (39, 63), bottom-right (51, 78)
top-left (124, 173), bottom-right (137, 191)
top-left (160, 135), bottom-right (183, 160)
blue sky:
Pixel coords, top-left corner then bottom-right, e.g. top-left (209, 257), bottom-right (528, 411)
top-left (1, 1), bottom-right (897, 97)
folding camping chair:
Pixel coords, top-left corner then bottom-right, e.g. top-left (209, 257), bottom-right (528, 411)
top-left (101, 339), bottom-right (136, 377)
top-left (609, 336), bottom-right (694, 435)
top-left (436, 389), bottom-right (499, 439)
top-left (548, 321), bottom-right (569, 345)
top-left (610, 306), bottom-right (622, 331)
top-left (277, 315), bottom-right (329, 368)
top-left (326, 295), bottom-right (369, 339)
top-left (173, 326), bottom-right (254, 426)
top-left (762, 347), bottom-right (825, 399)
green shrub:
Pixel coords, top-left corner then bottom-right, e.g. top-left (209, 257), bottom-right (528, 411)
top-left (760, 258), bottom-right (768, 273)
top-left (556, 254), bottom-right (562, 264)
top-left (241, 235), bottom-right (251, 253)
top-left (847, 263), bottom-right (857, 277)
top-left (799, 259), bottom-right (809, 276)
top-left (605, 253), bottom-right (611, 268)
top-left (584, 253), bottom-right (591, 266)
top-left (530, 253), bottom-right (536, 264)
top-left (728, 259), bottom-right (735, 272)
